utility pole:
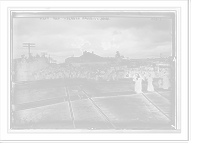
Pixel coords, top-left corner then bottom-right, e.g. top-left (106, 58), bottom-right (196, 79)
top-left (23, 43), bottom-right (35, 58)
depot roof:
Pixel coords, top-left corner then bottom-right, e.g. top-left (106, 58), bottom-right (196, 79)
top-left (66, 52), bottom-right (110, 63)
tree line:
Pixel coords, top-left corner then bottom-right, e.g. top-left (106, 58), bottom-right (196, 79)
top-left (11, 55), bottom-right (49, 81)
top-left (11, 51), bottom-right (123, 81)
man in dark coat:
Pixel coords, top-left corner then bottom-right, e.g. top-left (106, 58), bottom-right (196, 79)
top-left (133, 73), bottom-right (142, 93)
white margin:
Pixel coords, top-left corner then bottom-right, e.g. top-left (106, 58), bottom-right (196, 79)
top-left (0, 1), bottom-right (189, 141)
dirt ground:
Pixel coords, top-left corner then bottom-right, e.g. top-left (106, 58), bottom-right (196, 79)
top-left (11, 102), bottom-right (73, 129)
top-left (94, 94), bottom-right (171, 129)
top-left (11, 79), bottom-right (66, 105)
top-left (77, 79), bottom-right (134, 95)
top-left (11, 79), bottom-right (172, 129)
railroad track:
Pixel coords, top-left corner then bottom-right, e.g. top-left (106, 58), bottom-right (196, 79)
top-left (141, 92), bottom-right (172, 121)
top-left (154, 90), bottom-right (171, 104)
top-left (64, 79), bottom-right (116, 129)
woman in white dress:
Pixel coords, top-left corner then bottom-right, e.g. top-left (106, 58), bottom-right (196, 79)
top-left (133, 73), bottom-right (143, 94)
top-left (147, 73), bottom-right (154, 92)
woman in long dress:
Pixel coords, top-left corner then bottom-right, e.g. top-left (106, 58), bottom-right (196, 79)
top-left (133, 73), bottom-right (143, 93)
top-left (147, 73), bottom-right (154, 92)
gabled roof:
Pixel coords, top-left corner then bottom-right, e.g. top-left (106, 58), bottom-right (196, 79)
top-left (79, 52), bottom-right (110, 63)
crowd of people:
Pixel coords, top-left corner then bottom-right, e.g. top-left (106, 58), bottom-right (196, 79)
top-left (132, 67), bottom-right (171, 93)
top-left (33, 64), bottom-right (125, 81)
top-left (32, 63), bottom-right (171, 93)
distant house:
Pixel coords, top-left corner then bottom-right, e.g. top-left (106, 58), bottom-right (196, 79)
top-left (65, 52), bottom-right (110, 67)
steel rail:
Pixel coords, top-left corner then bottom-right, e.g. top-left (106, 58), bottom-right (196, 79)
top-left (64, 78), bottom-right (76, 128)
top-left (142, 93), bottom-right (171, 121)
top-left (154, 90), bottom-right (171, 104)
top-left (154, 88), bottom-right (172, 103)
top-left (74, 79), bottom-right (117, 129)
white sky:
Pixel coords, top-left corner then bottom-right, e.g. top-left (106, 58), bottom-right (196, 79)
top-left (13, 16), bottom-right (172, 62)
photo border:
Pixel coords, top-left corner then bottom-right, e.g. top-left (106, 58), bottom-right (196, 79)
top-left (9, 10), bottom-right (177, 132)
top-left (1, 0), bottom-right (188, 140)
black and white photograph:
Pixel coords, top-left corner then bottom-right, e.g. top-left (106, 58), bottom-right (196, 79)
top-left (10, 11), bottom-right (177, 131)
top-left (0, 0), bottom-right (192, 146)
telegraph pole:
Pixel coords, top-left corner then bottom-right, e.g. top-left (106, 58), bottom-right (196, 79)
top-left (23, 43), bottom-right (35, 58)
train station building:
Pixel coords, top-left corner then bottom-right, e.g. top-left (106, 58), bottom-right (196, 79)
top-left (65, 52), bottom-right (110, 67)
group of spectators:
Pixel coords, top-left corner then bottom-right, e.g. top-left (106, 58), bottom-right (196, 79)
top-left (33, 64), bottom-right (126, 81)
top-left (32, 63), bottom-right (171, 90)
top-left (132, 66), bottom-right (171, 93)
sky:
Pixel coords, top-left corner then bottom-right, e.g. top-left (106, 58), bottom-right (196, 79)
top-left (13, 16), bottom-right (172, 63)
